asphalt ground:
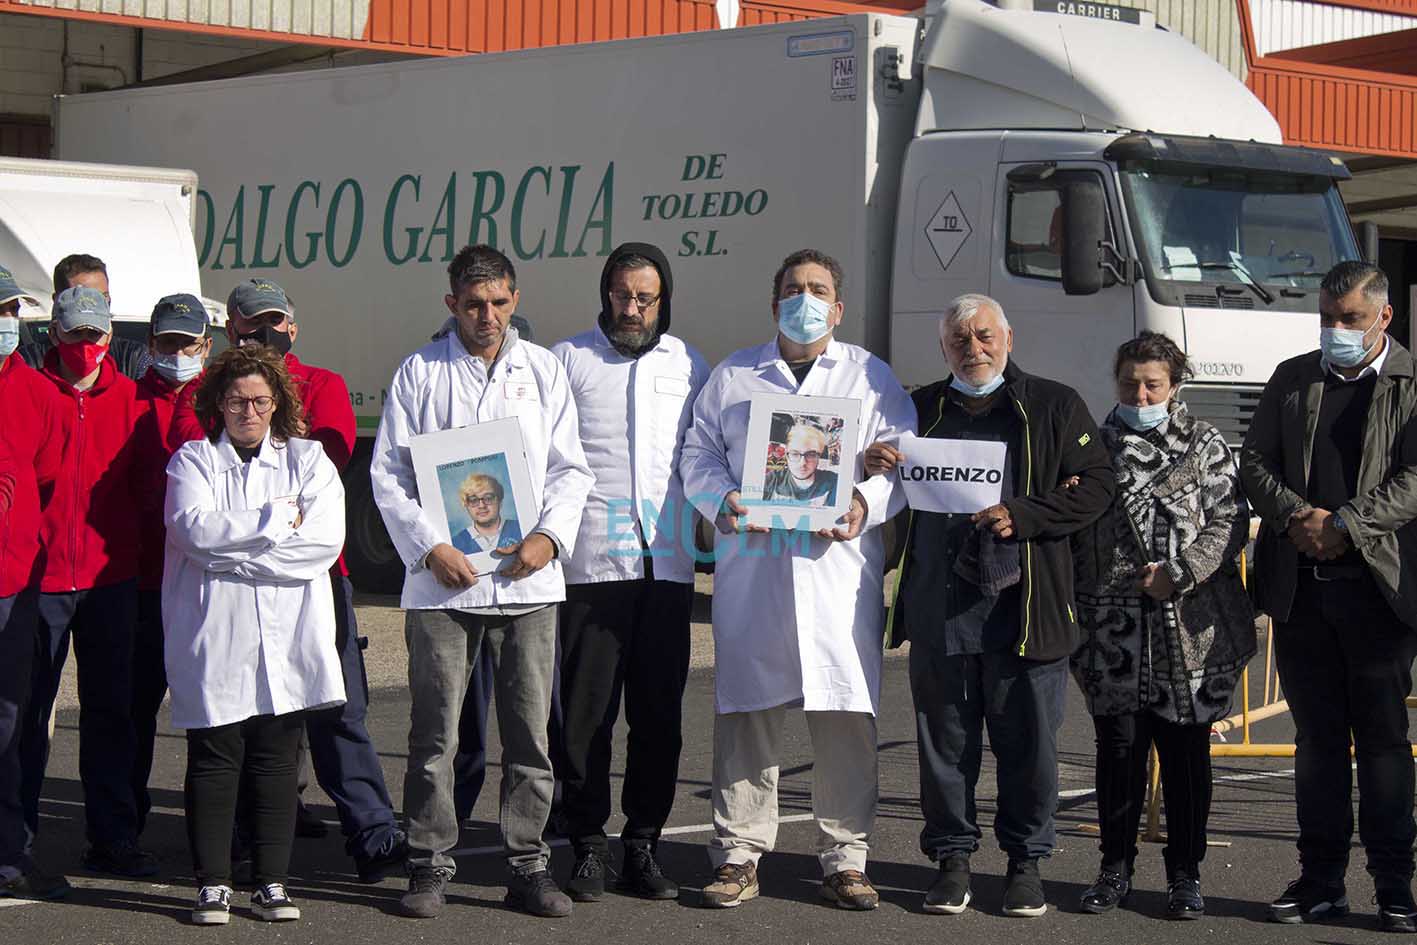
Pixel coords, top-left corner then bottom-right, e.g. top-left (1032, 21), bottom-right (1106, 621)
top-left (9, 589), bottom-right (1414, 945)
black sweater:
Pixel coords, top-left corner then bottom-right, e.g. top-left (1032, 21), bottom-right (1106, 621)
top-left (886, 361), bottom-right (1116, 661)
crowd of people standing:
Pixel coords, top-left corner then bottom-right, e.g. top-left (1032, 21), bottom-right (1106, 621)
top-left (0, 243), bottom-right (1412, 934)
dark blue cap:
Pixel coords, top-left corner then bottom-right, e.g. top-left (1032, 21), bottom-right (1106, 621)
top-left (151, 293), bottom-right (209, 337)
top-left (227, 279), bottom-right (291, 320)
top-left (0, 265), bottom-right (39, 308)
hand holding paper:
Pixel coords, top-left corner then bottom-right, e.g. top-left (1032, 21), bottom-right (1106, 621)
top-left (897, 433), bottom-right (1008, 515)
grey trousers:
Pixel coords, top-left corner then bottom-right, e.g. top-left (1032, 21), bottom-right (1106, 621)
top-left (404, 605), bottom-right (557, 875)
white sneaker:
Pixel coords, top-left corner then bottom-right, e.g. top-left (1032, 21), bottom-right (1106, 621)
top-left (251, 882), bottom-right (300, 921)
top-left (192, 885), bottom-right (233, 925)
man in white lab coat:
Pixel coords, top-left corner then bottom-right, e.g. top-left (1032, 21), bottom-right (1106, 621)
top-left (550, 242), bottom-right (710, 903)
top-left (679, 248), bottom-right (916, 911)
top-left (370, 244), bottom-right (594, 920)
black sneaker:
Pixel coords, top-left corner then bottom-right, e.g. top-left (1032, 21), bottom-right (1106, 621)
top-left (399, 866), bottom-right (453, 919)
top-left (923, 855), bottom-right (971, 915)
top-left (1377, 882), bottom-right (1417, 933)
top-left (191, 884), bottom-right (232, 925)
top-left (618, 843), bottom-right (678, 900)
top-left (355, 832), bottom-right (410, 884)
top-left (251, 882), bottom-right (300, 921)
top-left (566, 850), bottom-right (606, 902)
top-left (83, 840), bottom-right (159, 878)
top-left (1167, 876), bottom-right (1205, 920)
top-left (505, 868), bottom-right (573, 918)
top-left (1002, 858), bottom-right (1047, 918)
top-left (1269, 876), bottom-right (1349, 924)
top-left (0, 865), bottom-right (71, 901)
top-left (1080, 868), bottom-right (1130, 914)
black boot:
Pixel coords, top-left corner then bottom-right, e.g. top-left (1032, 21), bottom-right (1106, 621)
top-left (617, 841), bottom-right (678, 900)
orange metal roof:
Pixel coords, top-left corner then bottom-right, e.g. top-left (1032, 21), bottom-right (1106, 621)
top-left (1240, 0), bottom-right (1417, 158)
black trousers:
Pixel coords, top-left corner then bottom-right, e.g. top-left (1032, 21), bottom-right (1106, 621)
top-left (186, 713), bottom-right (304, 886)
top-left (23, 580), bottom-right (139, 849)
top-left (1274, 573), bottom-right (1417, 882)
top-left (1091, 711), bottom-right (1212, 878)
top-left (131, 589), bottom-right (167, 836)
top-left (557, 575), bottom-right (691, 856)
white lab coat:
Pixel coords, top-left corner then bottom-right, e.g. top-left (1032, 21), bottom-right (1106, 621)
top-left (162, 432), bottom-right (347, 730)
top-left (370, 327), bottom-right (594, 610)
top-left (680, 339), bottom-right (917, 715)
top-left (550, 325), bottom-right (710, 585)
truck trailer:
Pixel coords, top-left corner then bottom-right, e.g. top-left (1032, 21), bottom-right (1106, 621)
top-left (52, 0), bottom-right (1361, 591)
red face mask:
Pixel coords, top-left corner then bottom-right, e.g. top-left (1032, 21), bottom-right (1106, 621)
top-left (58, 339), bottom-right (107, 378)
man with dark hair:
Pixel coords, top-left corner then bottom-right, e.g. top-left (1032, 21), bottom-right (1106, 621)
top-left (371, 243), bottom-right (593, 919)
top-left (0, 265), bottom-right (67, 899)
top-left (23, 286), bottom-right (152, 877)
top-left (681, 247), bottom-right (915, 911)
top-left (549, 242), bottom-right (709, 902)
top-left (17, 254), bottom-right (152, 380)
top-left (1242, 260), bottom-right (1417, 933)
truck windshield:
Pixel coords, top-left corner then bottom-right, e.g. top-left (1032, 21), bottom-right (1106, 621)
top-left (1119, 164), bottom-right (1358, 297)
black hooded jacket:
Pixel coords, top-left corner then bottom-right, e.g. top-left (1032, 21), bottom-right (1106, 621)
top-left (597, 242), bottom-right (673, 359)
top-left (885, 361), bottom-right (1116, 661)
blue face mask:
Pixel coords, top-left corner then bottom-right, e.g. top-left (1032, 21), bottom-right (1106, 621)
top-left (776, 293), bottom-right (834, 346)
top-left (1116, 400), bottom-right (1170, 432)
top-left (153, 352), bottom-right (204, 385)
top-left (950, 372), bottom-right (1005, 398)
top-left (1320, 322), bottom-right (1380, 368)
top-left (0, 317), bottom-right (18, 359)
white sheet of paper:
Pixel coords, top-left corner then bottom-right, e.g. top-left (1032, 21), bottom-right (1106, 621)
top-left (897, 433), bottom-right (1007, 514)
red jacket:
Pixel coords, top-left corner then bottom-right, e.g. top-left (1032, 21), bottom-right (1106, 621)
top-left (171, 352), bottom-right (355, 575)
top-left (38, 349), bottom-right (143, 593)
top-left (0, 354), bottom-right (62, 597)
top-left (134, 367), bottom-right (197, 591)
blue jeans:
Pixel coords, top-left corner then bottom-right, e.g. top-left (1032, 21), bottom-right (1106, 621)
top-left (910, 644), bottom-right (1067, 862)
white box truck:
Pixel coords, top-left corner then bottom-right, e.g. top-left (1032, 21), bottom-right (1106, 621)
top-left (52, 0), bottom-right (1361, 591)
top-left (0, 156), bottom-right (223, 361)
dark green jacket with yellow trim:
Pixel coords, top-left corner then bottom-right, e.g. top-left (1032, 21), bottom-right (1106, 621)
top-left (885, 361), bottom-right (1116, 661)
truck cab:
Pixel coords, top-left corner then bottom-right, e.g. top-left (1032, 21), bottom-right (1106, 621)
top-left (890, 0), bottom-right (1360, 439)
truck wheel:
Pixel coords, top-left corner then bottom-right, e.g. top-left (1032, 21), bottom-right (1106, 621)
top-left (343, 447), bottom-right (406, 595)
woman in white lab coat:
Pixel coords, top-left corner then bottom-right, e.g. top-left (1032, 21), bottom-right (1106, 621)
top-left (162, 345), bottom-right (345, 926)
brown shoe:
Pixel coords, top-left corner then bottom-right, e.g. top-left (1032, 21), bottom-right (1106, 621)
top-left (820, 870), bottom-right (879, 911)
top-left (702, 862), bottom-right (759, 908)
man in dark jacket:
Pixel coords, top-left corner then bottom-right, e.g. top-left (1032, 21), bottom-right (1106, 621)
top-left (865, 293), bottom-right (1113, 919)
top-left (1240, 261), bottom-right (1417, 933)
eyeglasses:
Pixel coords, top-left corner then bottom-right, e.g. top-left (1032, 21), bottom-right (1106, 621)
top-left (609, 291), bottom-right (661, 310)
top-left (786, 450), bottom-right (822, 463)
top-left (465, 493), bottom-right (499, 506)
top-left (222, 395), bottom-right (275, 415)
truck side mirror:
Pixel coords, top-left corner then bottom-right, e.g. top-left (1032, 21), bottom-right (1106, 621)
top-left (1358, 220), bottom-right (1380, 265)
top-left (1061, 179), bottom-right (1106, 296)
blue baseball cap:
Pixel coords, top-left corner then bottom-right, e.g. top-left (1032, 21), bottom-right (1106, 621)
top-left (227, 279), bottom-right (291, 320)
top-left (54, 286), bottom-right (111, 333)
top-left (151, 293), bottom-right (209, 338)
top-left (0, 266), bottom-right (39, 308)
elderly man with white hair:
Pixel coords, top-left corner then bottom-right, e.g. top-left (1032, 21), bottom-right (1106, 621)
top-left (864, 293), bottom-right (1114, 918)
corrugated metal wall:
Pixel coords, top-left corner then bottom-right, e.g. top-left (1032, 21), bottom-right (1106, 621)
top-left (1250, 0), bottom-right (1417, 56)
top-left (1109, 0), bottom-right (1250, 80)
top-left (1248, 65), bottom-right (1416, 156)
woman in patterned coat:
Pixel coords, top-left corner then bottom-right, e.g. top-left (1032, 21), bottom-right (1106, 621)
top-left (1071, 332), bottom-right (1255, 921)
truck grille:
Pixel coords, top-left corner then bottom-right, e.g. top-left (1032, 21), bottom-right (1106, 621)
top-left (1179, 384), bottom-right (1264, 449)
top-left (1183, 293), bottom-right (1255, 310)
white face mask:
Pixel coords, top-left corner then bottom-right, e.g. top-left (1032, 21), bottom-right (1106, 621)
top-left (776, 293), bottom-right (834, 345)
top-left (949, 372), bottom-right (1005, 398)
top-left (153, 352), bottom-right (204, 384)
top-left (1319, 321), bottom-right (1380, 368)
top-left (0, 316), bottom-right (18, 359)
top-left (1116, 400), bottom-right (1170, 431)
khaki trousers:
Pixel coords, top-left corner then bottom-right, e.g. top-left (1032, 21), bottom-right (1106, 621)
top-left (707, 706), bottom-right (876, 875)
